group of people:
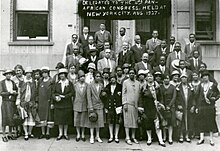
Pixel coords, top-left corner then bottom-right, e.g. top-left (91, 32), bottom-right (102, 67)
top-left (0, 24), bottom-right (219, 147)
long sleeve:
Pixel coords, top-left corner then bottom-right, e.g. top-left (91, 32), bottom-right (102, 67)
top-left (87, 84), bottom-right (93, 110)
top-left (168, 87), bottom-right (177, 107)
top-left (122, 81), bottom-right (127, 105)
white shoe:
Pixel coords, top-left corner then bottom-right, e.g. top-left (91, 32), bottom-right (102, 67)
top-left (95, 137), bottom-right (103, 143)
top-left (90, 137), bottom-right (94, 144)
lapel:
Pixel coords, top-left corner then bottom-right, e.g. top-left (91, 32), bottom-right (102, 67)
top-left (2, 80), bottom-right (7, 92)
top-left (179, 83), bottom-right (191, 104)
top-left (76, 82), bottom-right (86, 97)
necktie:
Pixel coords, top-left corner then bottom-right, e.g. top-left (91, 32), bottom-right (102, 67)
top-left (195, 59), bottom-right (198, 67)
top-left (176, 52), bottom-right (179, 59)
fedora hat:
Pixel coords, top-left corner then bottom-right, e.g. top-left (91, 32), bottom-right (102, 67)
top-left (87, 63), bottom-right (96, 70)
top-left (3, 69), bottom-right (14, 76)
top-left (58, 68), bottom-right (68, 75)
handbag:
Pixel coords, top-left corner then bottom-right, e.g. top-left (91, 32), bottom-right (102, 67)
top-left (175, 110), bottom-right (183, 121)
top-left (89, 111), bottom-right (98, 122)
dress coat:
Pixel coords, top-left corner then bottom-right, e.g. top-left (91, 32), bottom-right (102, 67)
top-left (154, 45), bottom-right (170, 65)
top-left (139, 82), bottom-right (163, 130)
top-left (102, 83), bottom-right (122, 124)
top-left (97, 58), bottom-right (116, 73)
top-left (196, 82), bottom-right (220, 133)
top-left (146, 38), bottom-right (162, 52)
top-left (184, 42), bottom-right (202, 60)
top-left (117, 50), bottom-right (134, 67)
top-left (87, 81), bottom-right (105, 128)
top-left (134, 61), bottom-right (153, 73)
top-left (94, 30), bottom-right (112, 51)
top-left (65, 54), bottom-right (83, 71)
top-left (187, 58), bottom-right (203, 72)
top-left (176, 83), bottom-right (195, 132)
top-left (66, 42), bottom-right (83, 56)
top-left (52, 79), bottom-right (74, 125)
top-left (0, 79), bottom-right (18, 126)
top-left (130, 44), bottom-right (148, 63)
top-left (153, 65), bottom-right (170, 76)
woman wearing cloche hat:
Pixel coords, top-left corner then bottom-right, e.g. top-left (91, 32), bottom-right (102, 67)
top-left (73, 70), bottom-right (88, 142)
top-left (0, 69), bottom-right (18, 142)
top-left (37, 66), bottom-right (53, 140)
top-left (52, 68), bottom-right (74, 141)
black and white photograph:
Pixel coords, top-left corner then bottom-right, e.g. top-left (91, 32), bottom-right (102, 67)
top-left (0, 0), bottom-right (220, 150)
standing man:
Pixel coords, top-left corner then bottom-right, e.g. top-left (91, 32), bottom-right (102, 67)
top-left (122, 69), bottom-right (141, 145)
top-left (79, 26), bottom-right (90, 49)
top-left (130, 35), bottom-right (147, 63)
top-left (188, 50), bottom-right (203, 72)
top-left (167, 36), bottom-right (176, 53)
top-left (116, 27), bottom-right (131, 56)
top-left (66, 34), bottom-right (83, 56)
top-left (134, 53), bottom-right (152, 73)
top-left (153, 55), bottom-right (169, 76)
top-left (118, 42), bottom-right (134, 67)
top-left (154, 39), bottom-right (169, 65)
top-left (83, 35), bottom-right (96, 59)
top-left (94, 23), bottom-right (112, 55)
top-left (166, 42), bottom-right (187, 73)
top-left (97, 49), bottom-right (116, 73)
top-left (146, 30), bottom-right (161, 53)
top-left (184, 34), bottom-right (202, 60)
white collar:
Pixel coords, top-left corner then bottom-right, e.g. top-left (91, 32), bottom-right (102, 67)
top-left (24, 77), bottom-right (33, 83)
top-left (58, 79), bottom-right (69, 85)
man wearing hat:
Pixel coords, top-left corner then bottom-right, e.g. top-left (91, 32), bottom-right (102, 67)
top-left (0, 69), bottom-right (18, 142)
top-left (176, 73), bottom-right (195, 143)
top-left (154, 71), bottom-right (163, 85)
top-left (85, 63), bottom-right (96, 84)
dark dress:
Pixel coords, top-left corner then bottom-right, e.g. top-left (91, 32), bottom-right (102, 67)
top-left (102, 83), bottom-right (122, 124)
top-left (140, 82), bottom-right (163, 130)
top-left (197, 82), bottom-right (220, 133)
top-left (52, 79), bottom-right (74, 125)
top-left (0, 80), bottom-right (18, 127)
top-left (161, 84), bottom-right (177, 127)
top-left (37, 78), bottom-right (53, 125)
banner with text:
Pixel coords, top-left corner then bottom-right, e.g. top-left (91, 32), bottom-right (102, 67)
top-left (78, 0), bottom-right (171, 19)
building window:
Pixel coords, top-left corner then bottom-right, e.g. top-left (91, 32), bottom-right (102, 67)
top-left (195, 0), bottom-right (216, 40)
top-left (14, 0), bottom-right (50, 41)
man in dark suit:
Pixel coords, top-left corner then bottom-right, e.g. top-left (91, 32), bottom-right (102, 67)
top-left (66, 34), bottom-right (83, 56)
top-left (94, 23), bottom-right (112, 54)
top-left (79, 26), bottom-right (89, 49)
top-left (184, 34), bottom-right (202, 60)
top-left (134, 53), bottom-right (152, 73)
top-left (177, 60), bottom-right (193, 82)
top-left (83, 47), bottom-right (99, 72)
top-left (146, 30), bottom-right (161, 53)
top-left (153, 56), bottom-right (169, 76)
top-left (154, 39), bottom-right (169, 66)
top-left (130, 35), bottom-right (147, 63)
top-left (83, 35), bottom-right (96, 59)
top-left (188, 50), bottom-right (203, 72)
top-left (166, 42), bottom-right (187, 73)
top-left (167, 36), bottom-right (176, 53)
top-left (99, 41), bottom-right (116, 61)
top-left (118, 42), bottom-right (134, 67)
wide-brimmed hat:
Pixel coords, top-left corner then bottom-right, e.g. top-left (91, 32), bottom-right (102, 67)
top-left (180, 73), bottom-right (188, 78)
top-left (3, 69), bottom-right (14, 76)
top-left (55, 62), bottom-right (64, 69)
top-left (154, 71), bottom-right (162, 76)
top-left (41, 66), bottom-right (50, 73)
top-left (171, 70), bottom-right (180, 76)
top-left (103, 68), bottom-right (110, 74)
top-left (58, 68), bottom-right (68, 75)
top-left (25, 67), bottom-right (33, 74)
top-left (87, 63), bottom-right (96, 70)
top-left (138, 69), bottom-right (148, 76)
top-left (122, 63), bottom-right (131, 69)
top-left (78, 70), bottom-right (85, 78)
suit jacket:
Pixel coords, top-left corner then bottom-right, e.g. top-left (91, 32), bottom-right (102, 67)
top-left (65, 54), bottom-right (82, 71)
top-left (94, 30), bottom-right (112, 49)
top-left (0, 79), bottom-right (18, 102)
top-left (99, 50), bottom-right (116, 61)
top-left (153, 65), bottom-right (169, 76)
top-left (87, 82), bottom-right (104, 110)
top-left (188, 58), bottom-right (203, 72)
top-left (134, 61), bottom-right (152, 73)
top-left (154, 45), bottom-right (170, 65)
top-left (177, 68), bottom-right (193, 82)
top-left (130, 44), bottom-right (147, 63)
top-left (117, 50), bottom-right (134, 67)
top-left (166, 51), bottom-right (187, 73)
top-left (176, 83), bottom-right (195, 131)
top-left (97, 58), bottom-right (116, 73)
top-left (184, 42), bottom-right (202, 60)
top-left (73, 82), bottom-right (88, 112)
top-left (146, 38), bottom-right (161, 52)
top-left (66, 43), bottom-right (83, 56)
top-left (167, 44), bottom-right (175, 53)
top-left (116, 35), bottom-right (131, 55)
top-left (102, 83), bottom-right (122, 112)
top-left (79, 34), bottom-right (90, 48)
top-left (52, 80), bottom-right (74, 109)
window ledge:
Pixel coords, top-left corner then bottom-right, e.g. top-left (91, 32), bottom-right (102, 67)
top-left (8, 41), bottom-right (54, 46)
top-left (198, 41), bottom-right (220, 45)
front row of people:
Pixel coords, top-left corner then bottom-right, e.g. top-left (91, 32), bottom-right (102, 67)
top-left (0, 65), bottom-right (219, 147)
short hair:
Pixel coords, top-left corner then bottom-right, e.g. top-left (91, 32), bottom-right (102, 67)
top-left (72, 34), bottom-right (78, 38)
top-left (200, 62), bottom-right (207, 68)
top-left (93, 71), bottom-right (102, 78)
top-left (129, 68), bottom-right (136, 74)
top-left (14, 64), bottom-right (25, 74)
top-left (189, 33), bottom-right (196, 38)
top-left (120, 27), bottom-right (126, 32)
top-left (152, 29), bottom-right (158, 33)
top-left (175, 41), bottom-right (181, 46)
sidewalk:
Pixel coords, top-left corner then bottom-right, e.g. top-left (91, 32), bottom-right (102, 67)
top-left (0, 135), bottom-right (220, 151)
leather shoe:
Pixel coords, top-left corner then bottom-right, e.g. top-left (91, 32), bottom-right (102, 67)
top-left (46, 135), bottom-right (50, 140)
top-left (56, 135), bottom-right (63, 141)
top-left (179, 138), bottom-right (184, 143)
top-left (76, 137), bottom-right (80, 142)
top-left (38, 134), bottom-right (45, 139)
top-left (90, 137), bottom-right (94, 144)
top-left (185, 138), bottom-right (191, 143)
top-left (2, 136), bottom-right (8, 142)
top-left (64, 135), bottom-right (70, 140)
top-left (197, 139), bottom-right (204, 145)
top-left (147, 140), bottom-right (152, 146)
top-left (125, 139), bottom-right (132, 145)
top-left (168, 141), bottom-right (173, 145)
top-left (24, 135), bottom-right (29, 141)
top-left (115, 138), bottom-right (119, 143)
top-left (131, 138), bottom-right (139, 144)
top-left (108, 138), bottom-right (114, 143)
top-left (7, 135), bottom-right (17, 140)
top-left (159, 142), bottom-right (166, 147)
top-left (81, 137), bottom-right (86, 142)
top-left (210, 140), bottom-right (215, 146)
top-left (95, 137), bottom-right (103, 143)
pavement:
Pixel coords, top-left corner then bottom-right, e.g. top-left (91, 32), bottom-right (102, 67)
top-left (0, 135), bottom-right (220, 151)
